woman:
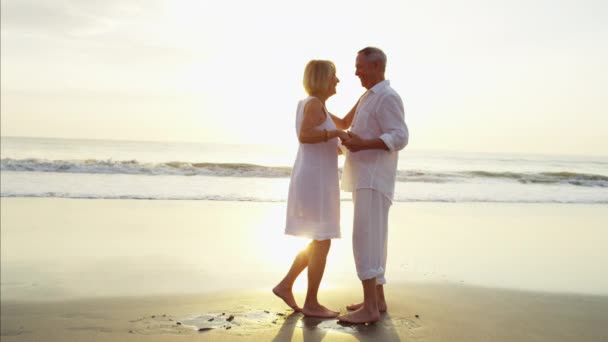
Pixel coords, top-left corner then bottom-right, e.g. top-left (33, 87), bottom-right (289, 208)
top-left (272, 60), bottom-right (348, 318)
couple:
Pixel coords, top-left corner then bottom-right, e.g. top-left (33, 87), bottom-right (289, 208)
top-left (273, 47), bottom-right (409, 324)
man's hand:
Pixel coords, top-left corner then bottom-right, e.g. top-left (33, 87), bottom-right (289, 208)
top-left (337, 130), bottom-right (350, 141)
top-left (342, 131), bottom-right (367, 152)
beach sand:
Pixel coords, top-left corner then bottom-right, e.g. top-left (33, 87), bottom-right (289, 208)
top-left (2, 284), bottom-right (608, 341)
top-left (1, 198), bottom-right (607, 341)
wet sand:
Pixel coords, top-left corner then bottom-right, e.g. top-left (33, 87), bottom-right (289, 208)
top-left (1, 198), bottom-right (607, 341)
top-left (2, 284), bottom-right (608, 341)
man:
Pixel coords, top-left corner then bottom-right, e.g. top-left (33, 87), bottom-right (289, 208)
top-left (338, 47), bottom-right (409, 324)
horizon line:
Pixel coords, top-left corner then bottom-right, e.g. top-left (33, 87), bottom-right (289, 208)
top-left (2, 135), bottom-right (607, 159)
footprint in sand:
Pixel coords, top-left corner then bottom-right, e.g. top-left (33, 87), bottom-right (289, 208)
top-left (130, 308), bottom-right (422, 336)
top-left (0, 327), bottom-right (33, 337)
top-left (67, 326), bottom-right (113, 333)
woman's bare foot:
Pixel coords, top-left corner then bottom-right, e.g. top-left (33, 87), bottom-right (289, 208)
top-left (272, 285), bottom-right (301, 312)
top-left (346, 301), bottom-right (387, 312)
top-left (302, 304), bottom-right (339, 318)
top-left (338, 306), bottom-right (380, 324)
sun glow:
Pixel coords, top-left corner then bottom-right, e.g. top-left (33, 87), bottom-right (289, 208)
top-left (1, 0), bottom-right (606, 155)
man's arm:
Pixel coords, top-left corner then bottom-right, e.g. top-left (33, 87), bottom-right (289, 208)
top-left (342, 94), bottom-right (408, 152)
top-left (341, 133), bottom-right (388, 152)
top-left (376, 94), bottom-right (408, 151)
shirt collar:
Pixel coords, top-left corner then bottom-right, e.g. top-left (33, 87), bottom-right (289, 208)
top-left (368, 80), bottom-right (390, 94)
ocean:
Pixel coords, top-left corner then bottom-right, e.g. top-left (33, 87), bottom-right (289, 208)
top-left (1, 136), bottom-right (607, 204)
top-left (0, 137), bottom-right (608, 204)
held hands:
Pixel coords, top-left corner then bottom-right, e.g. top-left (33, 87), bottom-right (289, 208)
top-left (336, 130), bottom-right (350, 141)
top-left (334, 130), bottom-right (368, 152)
top-left (339, 131), bottom-right (366, 152)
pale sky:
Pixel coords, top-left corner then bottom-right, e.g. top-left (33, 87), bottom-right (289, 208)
top-left (1, 0), bottom-right (607, 156)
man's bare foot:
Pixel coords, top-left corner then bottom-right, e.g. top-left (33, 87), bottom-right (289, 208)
top-left (302, 304), bottom-right (339, 318)
top-left (337, 306), bottom-right (380, 324)
top-left (272, 285), bottom-right (301, 312)
top-left (346, 302), bottom-right (387, 312)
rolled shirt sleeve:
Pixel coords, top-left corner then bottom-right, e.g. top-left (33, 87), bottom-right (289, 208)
top-left (342, 80), bottom-right (409, 201)
top-left (377, 94), bottom-right (409, 152)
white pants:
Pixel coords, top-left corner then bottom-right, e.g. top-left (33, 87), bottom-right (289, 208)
top-left (352, 189), bottom-right (391, 284)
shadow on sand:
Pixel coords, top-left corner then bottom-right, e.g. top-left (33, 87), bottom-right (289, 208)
top-left (272, 312), bottom-right (402, 342)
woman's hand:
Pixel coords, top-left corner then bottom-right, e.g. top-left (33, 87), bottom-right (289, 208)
top-left (341, 131), bottom-right (365, 152)
top-left (336, 130), bottom-right (350, 142)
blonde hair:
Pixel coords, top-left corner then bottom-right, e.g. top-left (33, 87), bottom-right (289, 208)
top-left (302, 60), bottom-right (336, 96)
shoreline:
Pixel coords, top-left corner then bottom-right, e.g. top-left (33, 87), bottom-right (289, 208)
top-left (3, 195), bottom-right (608, 204)
top-left (2, 283), bottom-right (607, 341)
top-left (3, 277), bottom-right (607, 304)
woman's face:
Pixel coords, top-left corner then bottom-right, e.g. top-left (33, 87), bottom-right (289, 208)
top-left (326, 72), bottom-right (340, 97)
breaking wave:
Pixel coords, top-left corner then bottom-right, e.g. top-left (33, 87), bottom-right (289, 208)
top-left (2, 158), bottom-right (607, 187)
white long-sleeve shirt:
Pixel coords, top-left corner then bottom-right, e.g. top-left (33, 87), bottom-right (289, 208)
top-left (341, 80), bottom-right (409, 201)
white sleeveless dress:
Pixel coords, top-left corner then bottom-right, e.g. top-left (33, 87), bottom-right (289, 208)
top-left (285, 96), bottom-right (341, 240)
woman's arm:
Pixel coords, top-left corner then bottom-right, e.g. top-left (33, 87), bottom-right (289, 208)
top-left (298, 99), bottom-right (346, 144)
top-left (329, 100), bottom-right (359, 130)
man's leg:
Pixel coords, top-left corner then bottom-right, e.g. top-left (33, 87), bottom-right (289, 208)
top-left (345, 189), bottom-right (390, 314)
top-left (338, 189), bottom-right (388, 323)
top-left (338, 277), bottom-right (380, 324)
top-left (346, 284), bottom-right (387, 312)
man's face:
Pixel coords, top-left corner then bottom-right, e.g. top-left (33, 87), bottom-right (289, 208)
top-left (355, 53), bottom-right (375, 89)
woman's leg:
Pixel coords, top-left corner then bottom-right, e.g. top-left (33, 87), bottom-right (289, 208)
top-left (273, 242), bottom-right (311, 311)
top-left (302, 239), bottom-right (339, 318)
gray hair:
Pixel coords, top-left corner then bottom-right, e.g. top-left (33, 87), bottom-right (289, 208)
top-left (358, 47), bottom-right (387, 72)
